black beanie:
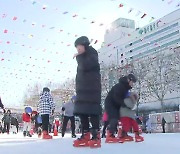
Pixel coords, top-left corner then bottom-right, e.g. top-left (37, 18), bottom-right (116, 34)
top-left (127, 74), bottom-right (137, 83)
top-left (43, 87), bottom-right (50, 92)
top-left (74, 36), bottom-right (90, 47)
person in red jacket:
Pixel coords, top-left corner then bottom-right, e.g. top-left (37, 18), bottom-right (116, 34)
top-left (22, 112), bottom-right (32, 137)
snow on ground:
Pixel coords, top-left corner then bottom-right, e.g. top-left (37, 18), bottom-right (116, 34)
top-left (0, 133), bottom-right (180, 154)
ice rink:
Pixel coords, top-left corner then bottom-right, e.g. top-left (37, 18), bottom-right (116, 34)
top-left (0, 133), bottom-right (180, 154)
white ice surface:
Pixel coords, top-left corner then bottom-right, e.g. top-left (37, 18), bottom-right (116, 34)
top-left (0, 133), bottom-right (180, 154)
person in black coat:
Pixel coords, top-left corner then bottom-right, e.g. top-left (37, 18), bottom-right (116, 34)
top-left (73, 36), bottom-right (102, 148)
top-left (162, 117), bottom-right (166, 133)
top-left (105, 74), bottom-right (137, 142)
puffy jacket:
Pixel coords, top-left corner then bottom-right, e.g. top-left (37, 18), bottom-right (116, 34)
top-left (120, 94), bottom-right (136, 119)
top-left (22, 113), bottom-right (31, 122)
top-left (37, 91), bottom-right (55, 115)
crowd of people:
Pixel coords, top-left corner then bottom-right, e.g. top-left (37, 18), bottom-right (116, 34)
top-left (0, 36), bottom-right (146, 149)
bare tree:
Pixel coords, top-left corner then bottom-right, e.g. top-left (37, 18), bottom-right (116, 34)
top-left (130, 60), bottom-right (150, 115)
top-left (144, 52), bottom-right (177, 112)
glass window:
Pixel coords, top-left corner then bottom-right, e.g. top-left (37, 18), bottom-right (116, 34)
top-left (128, 30), bottom-right (179, 53)
top-left (125, 22), bottom-right (178, 48)
top-left (133, 38), bottom-right (180, 59)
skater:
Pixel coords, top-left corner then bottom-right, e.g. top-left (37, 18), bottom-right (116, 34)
top-left (119, 92), bottom-right (144, 143)
top-left (146, 118), bottom-right (152, 134)
top-left (37, 87), bottom-right (55, 139)
top-left (11, 116), bottom-right (19, 134)
top-left (101, 112), bottom-right (109, 138)
top-left (61, 96), bottom-right (76, 138)
top-left (2, 109), bottom-right (12, 134)
top-left (105, 74), bottom-right (137, 143)
top-left (32, 111), bottom-right (43, 137)
top-left (22, 109), bottom-right (32, 137)
top-left (73, 36), bottom-right (102, 148)
top-left (162, 117), bottom-right (166, 133)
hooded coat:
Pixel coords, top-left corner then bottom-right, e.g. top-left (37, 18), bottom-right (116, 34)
top-left (120, 96), bottom-right (136, 119)
top-left (105, 76), bottom-right (132, 120)
top-left (74, 46), bottom-right (102, 115)
top-left (37, 91), bottom-right (55, 115)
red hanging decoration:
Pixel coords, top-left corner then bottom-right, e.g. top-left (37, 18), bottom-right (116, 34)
top-left (13, 16), bottom-right (17, 20)
top-left (4, 29), bottom-right (8, 33)
top-left (119, 4), bottom-right (124, 7)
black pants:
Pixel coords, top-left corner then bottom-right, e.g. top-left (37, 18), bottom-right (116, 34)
top-left (16, 125), bottom-right (19, 133)
top-left (102, 121), bottom-right (109, 136)
top-left (62, 116), bottom-right (75, 135)
top-left (41, 114), bottom-right (49, 132)
top-left (35, 123), bottom-right (42, 133)
top-left (162, 124), bottom-right (166, 133)
top-left (4, 123), bottom-right (10, 133)
top-left (80, 115), bottom-right (99, 133)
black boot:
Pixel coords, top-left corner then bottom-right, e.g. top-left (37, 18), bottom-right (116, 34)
top-left (101, 134), bottom-right (106, 138)
top-left (62, 132), bottom-right (64, 138)
top-left (23, 131), bottom-right (26, 137)
top-left (72, 134), bottom-right (76, 138)
top-left (27, 131), bottom-right (32, 137)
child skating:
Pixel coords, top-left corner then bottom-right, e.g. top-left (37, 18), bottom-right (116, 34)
top-left (22, 109), bottom-right (32, 137)
top-left (119, 92), bottom-right (144, 143)
top-left (37, 87), bottom-right (55, 139)
top-left (105, 74), bottom-right (137, 143)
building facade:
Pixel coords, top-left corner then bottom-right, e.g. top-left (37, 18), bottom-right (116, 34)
top-left (99, 9), bottom-right (180, 113)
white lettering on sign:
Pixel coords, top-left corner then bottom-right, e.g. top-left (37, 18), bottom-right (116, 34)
top-left (139, 21), bottom-right (160, 35)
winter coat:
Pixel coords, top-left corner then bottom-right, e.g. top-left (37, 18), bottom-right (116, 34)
top-left (11, 117), bottom-right (19, 127)
top-left (22, 113), bottom-right (31, 122)
top-left (37, 91), bottom-right (55, 115)
top-left (74, 46), bottom-right (102, 115)
top-left (0, 97), bottom-right (4, 109)
top-left (105, 76), bottom-right (132, 120)
top-left (162, 118), bottom-right (166, 126)
top-left (120, 96), bottom-right (136, 119)
top-left (62, 101), bottom-right (75, 117)
top-left (2, 113), bottom-right (11, 124)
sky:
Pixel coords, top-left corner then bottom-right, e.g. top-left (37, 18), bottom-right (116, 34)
top-left (0, 0), bottom-right (179, 107)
